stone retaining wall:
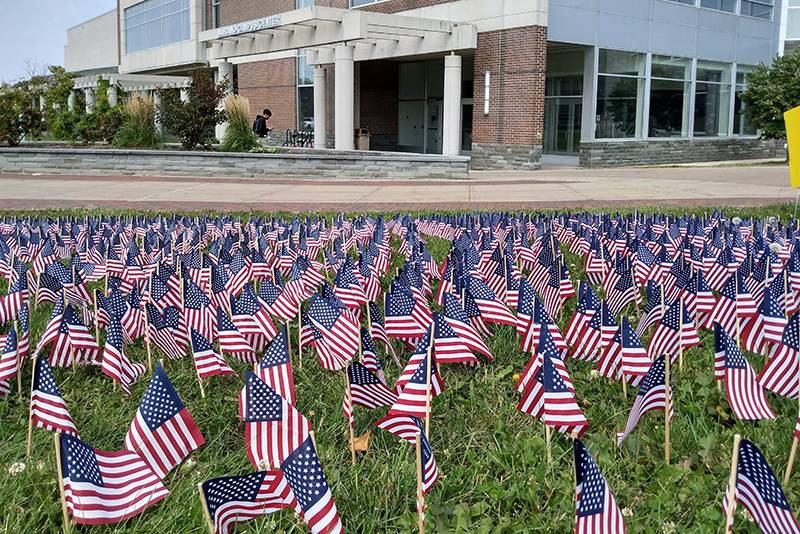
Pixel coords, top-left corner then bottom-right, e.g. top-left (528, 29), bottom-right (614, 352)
top-left (0, 147), bottom-right (470, 180)
top-left (470, 143), bottom-right (543, 170)
top-left (579, 138), bottom-right (783, 167)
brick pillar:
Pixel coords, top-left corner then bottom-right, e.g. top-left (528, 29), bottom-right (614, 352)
top-left (472, 25), bottom-right (547, 170)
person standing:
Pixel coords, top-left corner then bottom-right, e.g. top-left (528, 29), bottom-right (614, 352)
top-left (252, 108), bottom-right (272, 137)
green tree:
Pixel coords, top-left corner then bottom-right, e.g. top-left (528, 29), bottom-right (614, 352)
top-left (738, 48), bottom-right (800, 139)
top-left (158, 64), bottom-right (228, 150)
top-left (0, 83), bottom-right (44, 146)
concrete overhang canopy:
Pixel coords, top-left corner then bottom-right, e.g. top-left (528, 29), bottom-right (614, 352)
top-left (199, 6), bottom-right (477, 64)
top-left (73, 73), bottom-right (189, 91)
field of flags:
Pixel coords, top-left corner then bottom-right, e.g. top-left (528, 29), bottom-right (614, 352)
top-left (2, 208), bottom-right (800, 532)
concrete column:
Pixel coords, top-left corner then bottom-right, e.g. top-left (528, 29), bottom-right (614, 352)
top-left (68, 91), bottom-right (76, 112)
top-left (334, 44), bottom-right (354, 151)
top-left (153, 90), bottom-right (164, 136)
top-left (313, 66), bottom-right (327, 149)
top-left (215, 61), bottom-right (234, 141)
top-left (180, 87), bottom-right (190, 103)
top-left (39, 95), bottom-right (46, 111)
top-left (443, 53), bottom-right (462, 156)
top-left (107, 85), bottom-right (118, 107)
top-left (84, 88), bottom-right (96, 113)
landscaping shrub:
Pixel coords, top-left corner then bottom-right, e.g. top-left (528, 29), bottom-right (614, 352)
top-left (218, 94), bottom-right (260, 152)
top-left (158, 64), bottom-right (228, 150)
top-left (0, 84), bottom-right (43, 146)
top-left (113, 92), bottom-right (162, 149)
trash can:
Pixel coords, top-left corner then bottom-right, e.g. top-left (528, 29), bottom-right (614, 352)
top-left (355, 128), bottom-right (370, 150)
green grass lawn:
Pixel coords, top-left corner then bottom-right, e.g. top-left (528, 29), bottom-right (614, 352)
top-left (1, 205), bottom-right (798, 534)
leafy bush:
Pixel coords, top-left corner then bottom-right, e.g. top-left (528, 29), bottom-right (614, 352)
top-left (50, 110), bottom-right (77, 141)
top-left (158, 64), bottom-right (228, 150)
top-left (739, 47), bottom-right (800, 139)
top-left (0, 84), bottom-right (43, 146)
top-left (112, 92), bottom-right (162, 149)
top-left (74, 78), bottom-right (124, 144)
top-left (218, 94), bottom-right (260, 152)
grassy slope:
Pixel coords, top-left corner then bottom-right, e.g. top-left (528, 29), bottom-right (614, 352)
top-left (0, 205), bottom-right (798, 534)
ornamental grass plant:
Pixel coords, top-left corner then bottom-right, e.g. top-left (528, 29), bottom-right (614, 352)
top-left (112, 92), bottom-right (162, 149)
top-left (218, 94), bottom-right (261, 153)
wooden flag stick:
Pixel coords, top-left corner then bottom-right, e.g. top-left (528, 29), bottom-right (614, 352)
top-left (725, 434), bottom-right (742, 530)
top-left (785, 436), bottom-right (799, 485)
top-left (14, 320), bottom-right (21, 395)
top-left (309, 430), bottom-right (318, 457)
top-left (787, 342), bottom-right (800, 484)
top-left (143, 299), bottom-right (153, 373)
top-left (620, 322), bottom-right (627, 400)
top-left (53, 433), bottom-right (71, 533)
top-left (545, 422), bottom-right (552, 466)
top-left (26, 356), bottom-right (36, 457)
top-left (571, 429), bottom-right (578, 505)
top-left (678, 298), bottom-right (684, 372)
top-left (664, 353), bottom-right (671, 465)
top-left (425, 339), bottom-right (433, 438)
top-left (416, 432), bottom-right (425, 534)
top-left (298, 303), bottom-right (303, 369)
top-left (92, 290), bottom-right (99, 344)
top-left (346, 370), bottom-right (356, 466)
top-left (197, 482), bottom-right (215, 534)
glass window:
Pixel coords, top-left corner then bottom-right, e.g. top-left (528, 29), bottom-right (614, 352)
top-left (700, 0), bottom-right (736, 12)
top-left (125, 0), bottom-right (191, 54)
top-left (694, 61), bottom-right (731, 137)
top-left (666, 0), bottom-right (695, 4)
top-left (598, 50), bottom-right (646, 77)
top-left (297, 86), bottom-right (314, 131)
top-left (649, 79), bottom-right (690, 137)
top-left (651, 55), bottom-right (692, 80)
top-left (741, 0), bottom-right (773, 19)
top-left (596, 75), bottom-right (644, 138)
top-left (297, 0), bottom-right (314, 7)
top-left (733, 65), bottom-right (757, 135)
top-left (297, 51), bottom-right (313, 86)
top-left (212, 0), bottom-right (221, 28)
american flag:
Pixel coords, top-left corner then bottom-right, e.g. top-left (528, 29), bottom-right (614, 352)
top-left (757, 312), bottom-right (800, 398)
top-left (389, 328), bottom-right (443, 418)
top-left (184, 278), bottom-right (217, 342)
top-left (16, 302), bottom-right (29, 361)
top-left (636, 281), bottom-right (667, 337)
top-left (441, 292), bottom-right (493, 359)
top-left (542, 343), bottom-right (588, 437)
top-left (280, 435), bottom-right (343, 534)
top-left (516, 277), bottom-right (536, 336)
top-left (30, 355), bottom-right (79, 437)
top-left (144, 303), bottom-right (184, 360)
top-left (200, 470), bottom-right (297, 534)
top-left (722, 439), bottom-right (800, 533)
top-left (52, 304), bottom-right (100, 367)
top-left (59, 433), bottom-right (170, 525)
top-left (708, 271), bottom-right (758, 338)
top-left (33, 294), bottom-right (63, 358)
top-left (240, 371), bottom-right (312, 470)
top-left (257, 325), bottom-right (295, 405)
top-left (366, 301), bottom-right (398, 367)
top-left (574, 438), bottom-right (627, 534)
top-left (190, 328), bottom-right (237, 379)
top-left (431, 311), bottom-right (480, 365)
top-left (333, 257), bottom-right (368, 309)
top-left (464, 275), bottom-right (517, 326)
top-left (347, 361), bottom-right (397, 409)
top-left (520, 293), bottom-right (569, 357)
top-left (597, 316), bottom-right (651, 386)
top-left (36, 271), bottom-right (63, 306)
top-left (101, 313), bottom-right (146, 395)
top-left (233, 284), bottom-right (278, 342)
top-left (373, 414), bottom-right (438, 525)
top-left (124, 362), bottom-right (205, 479)
top-left (216, 306), bottom-right (257, 363)
top-left (307, 293), bottom-right (359, 371)
top-left (0, 325), bottom-right (18, 388)
top-left (385, 279), bottom-right (428, 340)
top-left (565, 282), bottom-right (599, 353)
top-left (647, 300), bottom-right (700, 364)
top-left (616, 354), bottom-right (672, 446)
top-left (721, 328), bottom-right (776, 421)
top-left (604, 258), bottom-right (638, 316)
top-left (740, 287), bottom-right (787, 355)
top-left (360, 326), bottom-right (386, 383)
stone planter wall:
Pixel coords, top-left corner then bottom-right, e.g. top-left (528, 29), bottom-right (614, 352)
top-left (579, 138), bottom-right (783, 167)
top-left (0, 147), bottom-right (471, 180)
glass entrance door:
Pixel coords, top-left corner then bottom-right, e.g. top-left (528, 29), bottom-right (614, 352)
top-left (544, 97), bottom-right (582, 155)
top-left (424, 100), bottom-right (443, 154)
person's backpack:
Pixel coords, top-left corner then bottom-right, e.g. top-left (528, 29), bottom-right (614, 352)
top-left (252, 115), bottom-right (267, 136)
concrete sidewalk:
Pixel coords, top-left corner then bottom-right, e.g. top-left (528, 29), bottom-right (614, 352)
top-left (0, 162), bottom-right (793, 212)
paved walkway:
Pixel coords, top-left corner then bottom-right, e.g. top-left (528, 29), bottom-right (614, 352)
top-left (0, 161), bottom-right (793, 212)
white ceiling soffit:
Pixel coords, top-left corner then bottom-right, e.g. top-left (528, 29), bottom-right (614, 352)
top-left (199, 6), bottom-right (477, 64)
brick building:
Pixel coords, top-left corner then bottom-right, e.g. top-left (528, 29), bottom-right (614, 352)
top-left (65, 0), bottom-right (786, 168)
